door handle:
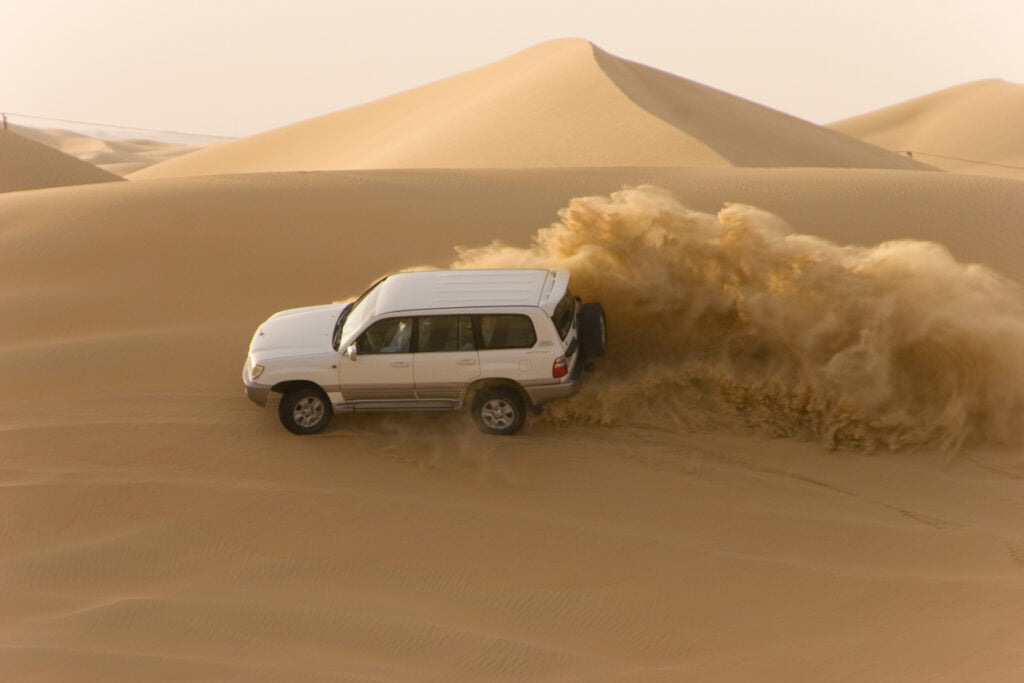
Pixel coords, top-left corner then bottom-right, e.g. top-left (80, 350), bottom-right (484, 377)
top-left (456, 359), bottom-right (477, 365)
top-left (390, 361), bottom-right (410, 368)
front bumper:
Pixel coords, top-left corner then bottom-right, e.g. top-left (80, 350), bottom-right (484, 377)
top-left (244, 379), bottom-right (272, 406)
top-left (243, 354), bottom-right (272, 406)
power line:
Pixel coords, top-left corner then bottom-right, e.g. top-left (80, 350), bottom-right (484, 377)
top-left (0, 112), bottom-right (233, 143)
top-left (898, 150), bottom-right (1024, 172)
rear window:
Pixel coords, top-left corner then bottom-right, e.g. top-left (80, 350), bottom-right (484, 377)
top-left (478, 315), bottom-right (536, 349)
top-left (551, 289), bottom-right (576, 340)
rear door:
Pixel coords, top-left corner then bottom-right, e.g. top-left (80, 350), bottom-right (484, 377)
top-left (413, 315), bottom-right (479, 400)
top-left (475, 313), bottom-right (542, 379)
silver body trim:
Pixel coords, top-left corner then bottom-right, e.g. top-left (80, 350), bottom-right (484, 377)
top-left (334, 399), bottom-right (460, 413)
top-left (340, 384), bottom-right (416, 401)
top-left (414, 382), bottom-right (468, 401)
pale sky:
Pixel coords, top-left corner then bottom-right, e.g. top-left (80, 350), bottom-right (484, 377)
top-left (2, 0), bottom-right (1022, 138)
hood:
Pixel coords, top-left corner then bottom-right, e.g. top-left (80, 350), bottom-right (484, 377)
top-left (248, 303), bottom-right (348, 359)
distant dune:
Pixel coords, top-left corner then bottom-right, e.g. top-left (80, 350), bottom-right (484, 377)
top-left (132, 39), bottom-right (930, 179)
top-left (830, 79), bottom-right (1024, 180)
top-left (0, 129), bottom-right (122, 192)
top-left (10, 124), bottom-right (209, 175)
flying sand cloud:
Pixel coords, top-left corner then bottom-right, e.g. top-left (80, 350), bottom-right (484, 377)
top-left (454, 186), bottom-right (1024, 452)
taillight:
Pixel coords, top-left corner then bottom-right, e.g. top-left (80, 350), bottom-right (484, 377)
top-left (552, 355), bottom-right (568, 378)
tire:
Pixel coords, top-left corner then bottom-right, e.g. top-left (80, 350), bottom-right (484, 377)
top-left (278, 386), bottom-right (332, 434)
top-left (470, 386), bottom-right (526, 435)
top-left (580, 302), bottom-right (607, 357)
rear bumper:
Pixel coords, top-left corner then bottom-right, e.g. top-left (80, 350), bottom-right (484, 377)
top-left (524, 378), bottom-right (580, 405)
top-left (523, 353), bottom-right (587, 406)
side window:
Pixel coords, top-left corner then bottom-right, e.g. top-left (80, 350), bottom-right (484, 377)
top-left (478, 315), bottom-right (537, 349)
top-left (356, 317), bottom-right (412, 354)
top-left (417, 316), bottom-right (475, 352)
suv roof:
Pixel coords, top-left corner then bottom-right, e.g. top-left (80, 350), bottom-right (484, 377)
top-left (373, 269), bottom-right (569, 316)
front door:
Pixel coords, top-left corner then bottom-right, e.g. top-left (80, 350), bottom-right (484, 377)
top-left (339, 317), bottom-right (415, 402)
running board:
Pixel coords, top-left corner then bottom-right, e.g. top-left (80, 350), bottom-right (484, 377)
top-left (334, 400), bottom-right (461, 413)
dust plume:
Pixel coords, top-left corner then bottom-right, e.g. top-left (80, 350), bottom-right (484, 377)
top-left (454, 186), bottom-right (1024, 452)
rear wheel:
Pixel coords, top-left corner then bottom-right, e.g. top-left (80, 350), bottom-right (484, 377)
top-left (470, 386), bottom-right (526, 435)
top-left (580, 302), bottom-right (607, 357)
top-left (279, 386), bottom-right (332, 434)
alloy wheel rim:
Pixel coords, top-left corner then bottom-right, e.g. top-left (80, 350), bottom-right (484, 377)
top-left (293, 396), bottom-right (325, 427)
top-left (481, 399), bottom-right (516, 429)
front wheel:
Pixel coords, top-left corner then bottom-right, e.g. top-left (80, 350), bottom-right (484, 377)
top-left (470, 387), bottom-right (526, 435)
top-left (279, 386), bottom-right (332, 434)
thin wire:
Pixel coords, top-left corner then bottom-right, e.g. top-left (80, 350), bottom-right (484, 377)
top-left (898, 150), bottom-right (1024, 171)
top-left (0, 111), bottom-right (232, 140)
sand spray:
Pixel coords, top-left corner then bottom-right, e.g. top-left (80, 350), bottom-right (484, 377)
top-left (452, 186), bottom-right (1024, 452)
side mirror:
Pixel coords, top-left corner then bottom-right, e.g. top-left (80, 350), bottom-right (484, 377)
top-left (344, 343), bottom-right (358, 361)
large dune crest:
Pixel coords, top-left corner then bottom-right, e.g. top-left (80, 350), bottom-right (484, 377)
top-left (831, 79), bottom-right (1024, 179)
top-left (131, 39), bottom-right (930, 179)
top-left (0, 129), bottom-right (123, 192)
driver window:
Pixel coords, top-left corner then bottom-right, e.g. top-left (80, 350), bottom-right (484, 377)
top-left (356, 317), bottom-right (412, 354)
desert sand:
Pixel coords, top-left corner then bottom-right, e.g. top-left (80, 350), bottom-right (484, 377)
top-left (2, 40), bottom-right (1024, 682)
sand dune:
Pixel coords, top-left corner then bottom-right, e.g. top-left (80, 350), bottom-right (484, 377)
top-left (10, 124), bottom-right (207, 175)
top-left (0, 129), bottom-right (123, 192)
top-left (131, 40), bottom-right (930, 179)
top-left (831, 79), bottom-right (1024, 180)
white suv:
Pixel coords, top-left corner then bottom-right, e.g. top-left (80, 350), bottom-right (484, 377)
top-left (243, 269), bottom-right (606, 435)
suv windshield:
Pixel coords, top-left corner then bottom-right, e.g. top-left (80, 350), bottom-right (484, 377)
top-left (332, 278), bottom-right (385, 350)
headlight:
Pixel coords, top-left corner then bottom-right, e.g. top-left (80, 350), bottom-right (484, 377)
top-left (250, 362), bottom-right (265, 380)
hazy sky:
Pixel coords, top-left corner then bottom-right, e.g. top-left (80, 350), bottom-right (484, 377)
top-left (2, 0), bottom-right (1021, 138)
